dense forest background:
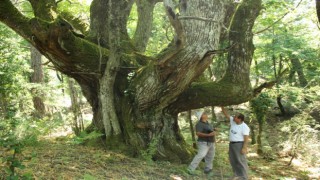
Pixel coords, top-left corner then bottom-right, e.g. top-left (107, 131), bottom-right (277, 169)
top-left (0, 0), bottom-right (320, 179)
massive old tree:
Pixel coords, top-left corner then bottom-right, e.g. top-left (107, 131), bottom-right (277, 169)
top-left (0, 0), bottom-right (262, 162)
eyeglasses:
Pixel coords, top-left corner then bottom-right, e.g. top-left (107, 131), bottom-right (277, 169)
top-left (231, 130), bottom-right (237, 134)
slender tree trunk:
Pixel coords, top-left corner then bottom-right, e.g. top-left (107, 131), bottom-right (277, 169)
top-left (133, 0), bottom-right (157, 52)
top-left (67, 77), bottom-right (82, 135)
top-left (272, 55), bottom-right (277, 80)
top-left (254, 59), bottom-right (259, 87)
top-left (278, 54), bottom-right (284, 79)
top-left (30, 44), bottom-right (45, 117)
top-left (277, 95), bottom-right (286, 116)
top-left (187, 110), bottom-right (196, 149)
top-left (78, 96), bottom-right (85, 131)
top-left (0, 93), bottom-right (8, 117)
top-left (207, 67), bottom-right (217, 123)
top-left (316, 0), bottom-right (320, 24)
top-left (257, 120), bottom-right (263, 155)
top-left (250, 125), bottom-right (256, 144)
top-left (288, 69), bottom-right (296, 85)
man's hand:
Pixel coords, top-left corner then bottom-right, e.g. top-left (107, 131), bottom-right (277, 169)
top-left (209, 131), bottom-right (216, 136)
top-left (241, 147), bottom-right (248, 154)
top-left (221, 106), bottom-right (230, 119)
top-left (242, 135), bottom-right (249, 154)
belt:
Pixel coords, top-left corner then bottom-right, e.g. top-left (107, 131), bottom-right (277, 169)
top-left (230, 141), bottom-right (244, 144)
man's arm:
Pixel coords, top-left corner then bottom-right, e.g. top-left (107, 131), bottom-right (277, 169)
top-left (241, 135), bottom-right (249, 154)
top-left (221, 106), bottom-right (230, 120)
top-left (196, 131), bottom-right (215, 137)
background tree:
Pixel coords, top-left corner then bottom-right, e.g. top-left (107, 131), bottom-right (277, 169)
top-left (30, 45), bottom-right (45, 117)
top-left (253, 0), bottom-right (318, 115)
top-left (250, 93), bottom-right (272, 155)
top-left (67, 77), bottom-right (85, 135)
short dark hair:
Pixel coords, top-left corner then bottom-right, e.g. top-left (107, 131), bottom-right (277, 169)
top-left (236, 113), bottom-right (245, 121)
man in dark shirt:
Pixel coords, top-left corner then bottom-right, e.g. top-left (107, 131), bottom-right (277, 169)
top-left (188, 111), bottom-right (216, 174)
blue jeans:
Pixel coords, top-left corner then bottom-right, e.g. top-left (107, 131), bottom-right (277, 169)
top-left (188, 141), bottom-right (215, 171)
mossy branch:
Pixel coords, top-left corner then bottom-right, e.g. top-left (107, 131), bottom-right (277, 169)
top-left (28, 0), bottom-right (57, 21)
top-left (170, 81), bottom-right (254, 113)
top-left (29, 17), bottom-right (109, 74)
top-left (0, 0), bottom-right (33, 42)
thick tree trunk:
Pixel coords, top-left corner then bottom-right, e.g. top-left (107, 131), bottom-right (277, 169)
top-left (99, 0), bottom-right (123, 139)
top-left (0, 0), bottom-right (265, 163)
top-left (30, 45), bottom-right (45, 117)
top-left (88, 88), bottom-right (193, 162)
top-left (289, 57), bottom-right (307, 87)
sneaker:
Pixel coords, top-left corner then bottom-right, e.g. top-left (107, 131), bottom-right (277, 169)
top-left (187, 168), bottom-right (198, 175)
top-left (203, 168), bottom-right (212, 174)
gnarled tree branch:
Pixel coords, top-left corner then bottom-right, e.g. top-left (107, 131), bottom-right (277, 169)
top-left (29, 17), bottom-right (109, 74)
top-left (170, 81), bottom-right (254, 113)
top-left (163, 0), bottom-right (185, 47)
top-left (0, 0), bottom-right (33, 42)
top-left (28, 0), bottom-right (57, 21)
top-left (171, 0), bottom-right (263, 113)
top-left (132, 0), bottom-right (226, 111)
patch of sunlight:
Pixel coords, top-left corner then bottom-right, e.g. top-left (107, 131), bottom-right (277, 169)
top-left (288, 158), bottom-right (320, 179)
top-left (291, 159), bottom-right (302, 166)
top-left (259, 166), bottom-right (270, 170)
top-left (307, 167), bottom-right (320, 179)
top-left (82, 0), bottom-right (92, 5)
top-left (42, 126), bottom-right (73, 139)
top-left (170, 174), bottom-right (183, 180)
top-left (247, 152), bottom-right (258, 157)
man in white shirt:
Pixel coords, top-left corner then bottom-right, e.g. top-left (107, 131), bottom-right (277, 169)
top-left (221, 107), bottom-right (250, 180)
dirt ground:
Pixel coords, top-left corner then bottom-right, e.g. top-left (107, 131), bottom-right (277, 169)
top-left (1, 138), bottom-right (318, 180)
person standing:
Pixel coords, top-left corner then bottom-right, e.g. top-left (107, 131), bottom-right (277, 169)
top-left (188, 111), bottom-right (216, 175)
top-left (221, 107), bottom-right (250, 180)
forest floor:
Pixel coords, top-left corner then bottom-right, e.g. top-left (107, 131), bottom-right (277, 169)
top-left (1, 136), bottom-right (319, 180)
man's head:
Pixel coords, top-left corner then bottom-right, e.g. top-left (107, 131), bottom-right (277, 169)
top-left (200, 112), bottom-right (208, 122)
top-left (234, 113), bottom-right (245, 124)
top-left (195, 111), bottom-right (208, 122)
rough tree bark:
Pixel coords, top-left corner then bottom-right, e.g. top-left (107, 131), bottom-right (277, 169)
top-left (187, 110), bottom-right (196, 149)
top-left (289, 57), bottom-right (308, 87)
top-left (67, 77), bottom-right (84, 135)
top-left (133, 0), bottom-right (159, 52)
top-left (0, 0), bottom-right (263, 163)
top-left (30, 45), bottom-right (45, 117)
top-left (316, 0), bottom-right (320, 23)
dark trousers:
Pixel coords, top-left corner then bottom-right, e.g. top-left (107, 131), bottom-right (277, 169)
top-left (229, 142), bottom-right (248, 180)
